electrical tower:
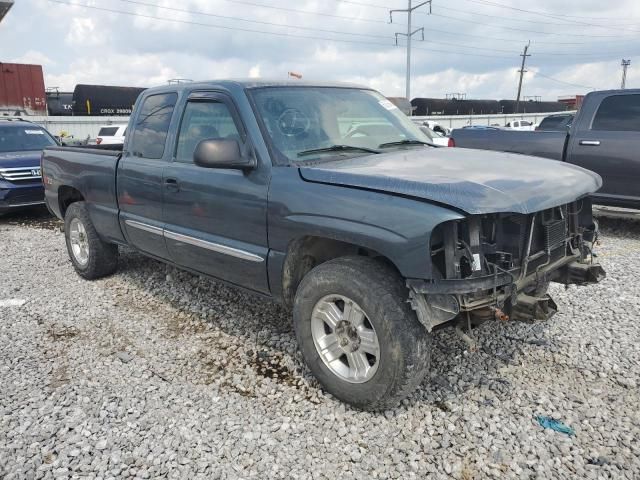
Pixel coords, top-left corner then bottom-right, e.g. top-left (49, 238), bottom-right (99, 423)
top-left (390, 1), bottom-right (432, 100)
top-left (621, 59), bottom-right (631, 89)
top-left (515, 41), bottom-right (531, 114)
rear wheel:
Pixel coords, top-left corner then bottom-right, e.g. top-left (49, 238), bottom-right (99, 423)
top-left (293, 256), bottom-right (432, 410)
top-left (64, 202), bottom-right (118, 279)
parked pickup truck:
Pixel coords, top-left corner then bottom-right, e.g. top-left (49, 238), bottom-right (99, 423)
top-left (0, 118), bottom-right (58, 214)
top-left (42, 80), bottom-right (605, 410)
top-left (451, 89), bottom-right (640, 209)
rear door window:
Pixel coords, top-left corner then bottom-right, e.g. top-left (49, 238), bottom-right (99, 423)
top-left (129, 93), bottom-right (178, 159)
top-left (98, 127), bottom-right (119, 136)
top-left (592, 94), bottom-right (640, 131)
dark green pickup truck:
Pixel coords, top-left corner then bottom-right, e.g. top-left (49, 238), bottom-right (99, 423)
top-left (42, 80), bottom-right (604, 409)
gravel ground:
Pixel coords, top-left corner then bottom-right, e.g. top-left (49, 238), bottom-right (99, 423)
top-left (1, 208), bottom-right (639, 479)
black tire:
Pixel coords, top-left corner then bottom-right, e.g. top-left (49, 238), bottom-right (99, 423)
top-left (64, 202), bottom-right (118, 279)
top-left (293, 256), bottom-right (432, 411)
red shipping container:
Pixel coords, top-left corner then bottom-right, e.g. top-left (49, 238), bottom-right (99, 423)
top-left (0, 62), bottom-right (47, 115)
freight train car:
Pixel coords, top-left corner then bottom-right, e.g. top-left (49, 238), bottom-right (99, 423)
top-left (411, 97), bottom-right (570, 116)
top-left (72, 84), bottom-right (146, 116)
top-left (498, 99), bottom-right (569, 114)
top-left (0, 63), bottom-right (47, 116)
top-left (46, 90), bottom-right (73, 116)
top-left (411, 98), bottom-right (501, 116)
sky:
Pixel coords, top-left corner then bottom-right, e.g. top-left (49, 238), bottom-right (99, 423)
top-left (1, 0), bottom-right (639, 100)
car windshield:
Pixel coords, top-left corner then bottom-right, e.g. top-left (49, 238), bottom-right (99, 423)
top-left (250, 87), bottom-right (431, 163)
top-left (0, 125), bottom-right (57, 153)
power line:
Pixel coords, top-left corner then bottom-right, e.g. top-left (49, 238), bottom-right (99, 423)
top-left (515, 42), bottom-right (530, 114)
top-left (331, 0), bottom-right (400, 10)
top-left (431, 11), bottom-right (639, 38)
top-left (531, 71), bottom-right (595, 90)
top-left (437, 3), bottom-right (640, 30)
top-left (424, 25), bottom-right (632, 46)
top-left (115, 0), bottom-right (392, 39)
top-left (459, 0), bottom-right (640, 31)
top-left (390, 0), bottom-right (432, 99)
top-left (44, 0), bottom-right (510, 59)
top-left (621, 59), bottom-right (631, 89)
top-left (47, 0), bottom-right (394, 44)
top-left (115, 0), bottom-right (639, 58)
top-left (191, 0), bottom-right (389, 24)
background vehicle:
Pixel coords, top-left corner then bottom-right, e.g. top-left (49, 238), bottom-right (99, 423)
top-left (420, 120), bottom-right (450, 136)
top-left (0, 118), bottom-right (56, 213)
top-left (418, 125), bottom-right (452, 146)
top-left (451, 89), bottom-right (640, 209)
top-left (42, 80), bottom-right (604, 410)
top-left (504, 120), bottom-right (536, 131)
top-left (535, 113), bottom-right (575, 131)
top-left (96, 124), bottom-right (126, 145)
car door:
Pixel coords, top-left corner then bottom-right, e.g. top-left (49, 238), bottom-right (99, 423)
top-left (567, 93), bottom-right (640, 204)
top-left (162, 91), bottom-right (270, 293)
top-left (117, 92), bottom-right (178, 258)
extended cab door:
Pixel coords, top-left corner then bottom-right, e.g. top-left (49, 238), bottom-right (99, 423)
top-left (566, 93), bottom-right (640, 205)
top-left (162, 91), bottom-right (270, 293)
top-left (117, 92), bottom-right (178, 258)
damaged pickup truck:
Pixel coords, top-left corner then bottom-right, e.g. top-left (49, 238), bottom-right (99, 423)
top-left (42, 81), bottom-right (605, 410)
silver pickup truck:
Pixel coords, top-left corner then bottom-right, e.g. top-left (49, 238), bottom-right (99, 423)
top-left (451, 89), bottom-right (640, 210)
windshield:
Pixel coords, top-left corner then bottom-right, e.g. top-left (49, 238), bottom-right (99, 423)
top-left (0, 125), bottom-right (57, 153)
top-left (250, 87), bottom-right (431, 163)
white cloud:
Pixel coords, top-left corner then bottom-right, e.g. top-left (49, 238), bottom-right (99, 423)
top-left (10, 50), bottom-right (55, 66)
top-left (65, 17), bottom-right (106, 47)
top-left (248, 64), bottom-right (261, 78)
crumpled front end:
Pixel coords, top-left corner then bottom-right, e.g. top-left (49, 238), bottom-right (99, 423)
top-left (408, 197), bottom-right (605, 331)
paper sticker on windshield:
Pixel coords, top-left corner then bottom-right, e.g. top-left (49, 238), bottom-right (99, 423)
top-left (24, 129), bottom-right (44, 135)
top-left (378, 99), bottom-right (398, 111)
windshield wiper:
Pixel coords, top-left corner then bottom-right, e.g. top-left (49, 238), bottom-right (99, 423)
top-left (297, 144), bottom-right (381, 157)
top-left (378, 139), bottom-right (431, 149)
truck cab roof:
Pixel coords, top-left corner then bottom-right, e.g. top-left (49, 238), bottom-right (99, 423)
top-left (140, 79), bottom-right (370, 96)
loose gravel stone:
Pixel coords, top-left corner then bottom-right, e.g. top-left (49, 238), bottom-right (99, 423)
top-left (1, 210), bottom-right (639, 479)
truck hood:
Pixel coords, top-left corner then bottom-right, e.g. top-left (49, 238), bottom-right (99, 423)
top-left (298, 147), bottom-right (602, 215)
top-left (0, 150), bottom-right (42, 168)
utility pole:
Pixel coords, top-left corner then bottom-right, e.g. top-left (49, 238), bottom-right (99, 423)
top-left (621, 59), bottom-right (631, 89)
top-left (515, 41), bottom-right (531, 114)
top-left (390, 1), bottom-right (432, 100)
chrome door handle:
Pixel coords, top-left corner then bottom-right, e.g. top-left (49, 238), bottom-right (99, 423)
top-left (579, 140), bottom-right (601, 146)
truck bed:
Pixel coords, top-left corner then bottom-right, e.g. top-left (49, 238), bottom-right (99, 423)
top-left (42, 146), bottom-right (123, 243)
top-left (451, 129), bottom-right (568, 161)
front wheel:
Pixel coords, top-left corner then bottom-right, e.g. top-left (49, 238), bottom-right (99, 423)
top-left (293, 256), bottom-right (432, 410)
top-left (64, 201), bottom-right (118, 279)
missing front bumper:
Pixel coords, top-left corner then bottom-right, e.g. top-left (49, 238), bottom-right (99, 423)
top-left (408, 258), bottom-right (605, 330)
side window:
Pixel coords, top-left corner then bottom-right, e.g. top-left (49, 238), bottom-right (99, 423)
top-left (129, 93), bottom-right (178, 159)
top-left (592, 94), bottom-right (640, 132)
top-left (175, 101), bottom-right (242, 163)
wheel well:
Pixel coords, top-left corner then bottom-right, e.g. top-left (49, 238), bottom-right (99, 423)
top-left (58, 186), bottom-right (84, 217)
top-left (281, 236), bottom-right (398, 308)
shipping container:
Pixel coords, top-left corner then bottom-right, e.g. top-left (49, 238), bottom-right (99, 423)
top-left (0, 63), bottom-right (47, 115)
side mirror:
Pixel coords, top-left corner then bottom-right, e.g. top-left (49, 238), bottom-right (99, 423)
top-left (193, 138), bottom-right (256, 170)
